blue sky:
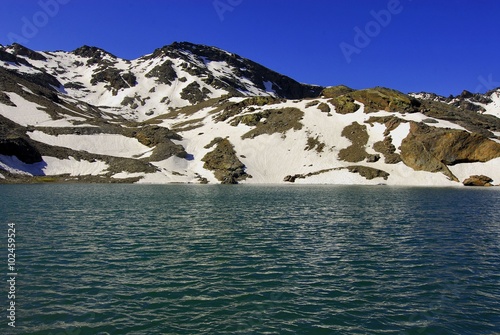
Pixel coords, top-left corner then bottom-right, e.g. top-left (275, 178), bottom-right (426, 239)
top-left (1, 0), bottom-right (499, 96)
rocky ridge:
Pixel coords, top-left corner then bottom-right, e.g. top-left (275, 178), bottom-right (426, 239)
top-left (0, 42), bottom-right (499, 186)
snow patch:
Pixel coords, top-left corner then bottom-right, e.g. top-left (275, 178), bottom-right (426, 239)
top-left (28, 131), bottom-right (153, 158)
top-left (0, 155), bottom-right (44, 176)
top-left (263, 81), bottom-right (275, 94)
top-left (483, 91), bottom-right (500, 118)
top-left (111, 171), bottom-right (146, 179)
top-left (448, 158), bottom-right (500, 185)
top-left (42, 156), bottom-right (109, 176)
top-left (0, 93), bottom-right (73, 127)
top-left (0, 154), bottom-right (109, 177)
top-left (389, 123), bottom-right (410, 152)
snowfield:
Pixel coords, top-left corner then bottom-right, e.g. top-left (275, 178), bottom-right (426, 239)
top-left (28, 131), bottom-right (153, 158)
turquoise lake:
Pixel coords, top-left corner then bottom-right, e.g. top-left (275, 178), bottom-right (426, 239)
top-left (1, 184), bottom-right (499, 334)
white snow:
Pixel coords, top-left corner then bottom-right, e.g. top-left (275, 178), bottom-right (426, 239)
top-left (0, 155), bottom-right (42, 176)
top-left (483, 90), bottom-right (500, 118)
top-left (448, 158), bottom-right (500, 184)
top-left (263, 81), bottom-right (276, 94)
top-left (28, 131), bottom-right (153, 158)
top-left (42, 156), bottom-right (109, 176)
top-left (389, 122), bottom-right (410, 152)
top-left (111, 171), bottom-right (146, 179)
top-left (0, 154), bottom-right (108, 177)
top-left (0, 93), bottom-right (75, 127)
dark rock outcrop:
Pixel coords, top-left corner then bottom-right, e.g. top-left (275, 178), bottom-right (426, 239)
top-left (8, 43), bottom-right (47, 61)
top-left (90, 68), bottom-right (137, 93)
top-left (145, 59), bottom-right (177, 85)
top-left (180, 81), bottom-right (212, 104)
top-left (146, 42), bottom-right (323, 99)
top-left (418, 98), bottom-right (500, 138)
top-left (0, 137), bottom-right (43, 164)
top-left (201, 138), bottom-right (249, 184)
top-left (72, 45), bottom-right (118, 66)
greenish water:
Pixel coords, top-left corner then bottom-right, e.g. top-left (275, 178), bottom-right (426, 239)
top-left (1, 184), bottom-right (499, 334)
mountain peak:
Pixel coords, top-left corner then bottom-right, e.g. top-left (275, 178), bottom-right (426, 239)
top-left (72, 45), bottom-right (117, 59)
top-left (4, 43), bottom-right (46, 61)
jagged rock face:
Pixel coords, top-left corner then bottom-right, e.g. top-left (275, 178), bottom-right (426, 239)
top-left (419, 99), bottom-right (500, 137)
top-left (145, 59), bottom-right (177, 85)
top-left (400, 122), bottom-right (500, 180)
top-left (91, 69), bottom-right (137, 92)
top-left (7, 43), bottom-right (47, 61)
top-left (0, 92), bottom-right (15, 107)
top-left (72, 45), bottom-right (118, 66)
top-left (147, 42), bottom-right (323, 100)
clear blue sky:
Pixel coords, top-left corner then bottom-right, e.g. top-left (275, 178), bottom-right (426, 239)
top-left (1, 0), bottom-right (499, 96)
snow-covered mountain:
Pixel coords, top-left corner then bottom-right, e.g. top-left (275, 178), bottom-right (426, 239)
top-left (1, 42), bottom-right (499, 186)
top-left (1, 42), bottom-right (321, 121)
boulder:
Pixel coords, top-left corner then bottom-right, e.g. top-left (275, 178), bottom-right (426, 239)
top-left (347, 166), bottom-right (390, 180)
top-left (400, 122), bottom-right (500, 181)
top-left (463, 175), bottom-right (494, 187)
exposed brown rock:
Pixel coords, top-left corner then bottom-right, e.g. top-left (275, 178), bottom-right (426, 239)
top-left (321, 85), bottom-right (354, 99)
top-left (338, 122), bottom-right (369, 162)
top-left (317, 102), bottom-right (331, 114)
top-left (400, 122), bottom-right (500, 181)
top-left (329, 95), bottom-right (360, 114)
top-left (463, 175), bottom-right (494, 187)
top-left (241, 107), bottom-right (303, 139)
top-left (201, 138), bottom-right (249, 184)
top-left (347, 165), bottom-right (390, 180)
top-left (373, 136), bottom-right (401, 164)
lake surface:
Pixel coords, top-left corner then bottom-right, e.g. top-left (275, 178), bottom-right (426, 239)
top-left (1, 184), bottom-right (499, 335)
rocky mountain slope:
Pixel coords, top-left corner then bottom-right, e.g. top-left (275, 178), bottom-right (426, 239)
top-left (0, 42), bottom-right (499, 186)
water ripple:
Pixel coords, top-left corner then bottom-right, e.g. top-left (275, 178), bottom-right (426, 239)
top-left (1, 184), bottom-right (499, 334)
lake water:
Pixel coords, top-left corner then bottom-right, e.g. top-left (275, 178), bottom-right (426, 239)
top-left (1, 184), bottom-right (499, 335)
